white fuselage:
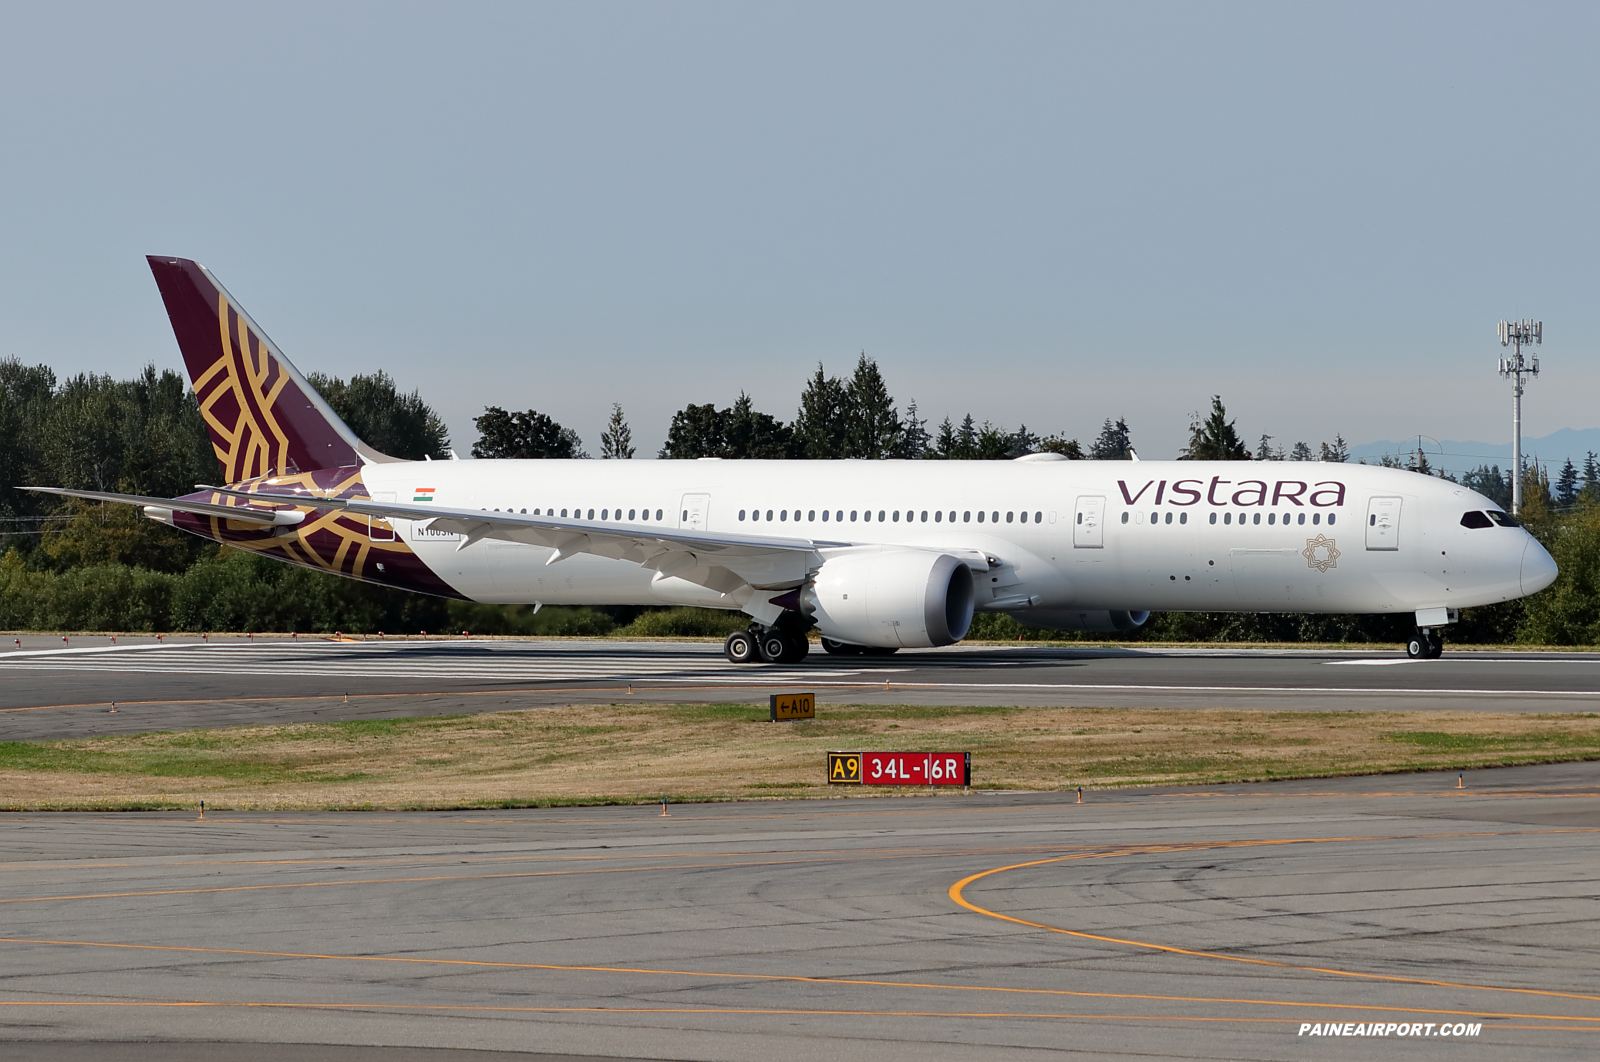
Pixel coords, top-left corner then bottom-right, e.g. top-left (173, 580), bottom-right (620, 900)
top-left (358, 458), bottom-right (1555, 622)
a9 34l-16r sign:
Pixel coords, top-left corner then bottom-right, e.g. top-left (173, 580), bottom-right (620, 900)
top-left (828, 751), bottom-right (970, 786)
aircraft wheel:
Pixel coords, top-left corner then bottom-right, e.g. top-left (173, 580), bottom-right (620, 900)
top-left (779, 633), bottom-right (810, 664)
top-left (725, 630), bottom-right (760, 664)
top-left (1406, 631), bottom-right (1427, 659)
top-left (1426, 630), bottom-right (1445, 659)
top-left (758, 630), bottom-right (791, 663)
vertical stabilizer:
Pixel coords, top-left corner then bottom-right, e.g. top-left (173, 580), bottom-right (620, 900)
top-left (146, 256), bottom-right (395, 482)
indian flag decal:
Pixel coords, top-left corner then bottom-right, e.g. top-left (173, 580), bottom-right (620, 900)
top-left (413, 487), bottom-right (436, 502)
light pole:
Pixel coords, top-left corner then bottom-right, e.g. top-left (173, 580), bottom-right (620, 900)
top-left (1498, 319), bottom-right (1541, 514)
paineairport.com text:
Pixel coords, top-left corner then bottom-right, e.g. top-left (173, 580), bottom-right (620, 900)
top-left (1298, 1021), bottom-right (1482, 1038)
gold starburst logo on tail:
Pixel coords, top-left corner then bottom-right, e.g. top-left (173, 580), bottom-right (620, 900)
top-left (1303, 535), bottom-right (1340, 573)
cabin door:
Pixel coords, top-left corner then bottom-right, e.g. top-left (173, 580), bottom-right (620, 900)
top-left (679, 493), bottom-right (712, 531)
top-left (1073, 496), bottom-right (1105, 548)
top-left (1366, 496), bottom-right (1402, 550)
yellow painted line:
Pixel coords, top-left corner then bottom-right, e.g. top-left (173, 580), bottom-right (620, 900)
top-left (3, 939), bottom-right (1595, 1024)
top-left (949, 834), bottom-right (1600, 1007)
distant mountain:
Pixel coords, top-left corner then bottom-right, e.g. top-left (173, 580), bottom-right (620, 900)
top-left (1348, 428), bottom-right (1600, 475)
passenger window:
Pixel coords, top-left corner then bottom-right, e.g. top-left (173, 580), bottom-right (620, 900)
top-left (1328, 514), bottom-right (1336, 526)
top-left (1179, 512), bottom-right (1187, 524)
top-left (963, 511), bottom-right (971, 523)
top-left (655, 509), bottom-right (663, 521)
top-left (1268, 513), bottom-right (1275, 525)
top-left (1297, 513), bottom-right (1305, 525)
top-left (822, 510), bottom-right (830, 521)
top-left (1209, 512), bottom-right (1217, 525)
top-left (1164, 512), bottom-right (1172, 524)
top-left (1118, 512), bottom-right (1126, 524)
top-left (921, 511), bottom-right (929, 522)
top-left (850, 511), bottom-right (858, 522)
top-left (934, 511), bottom-right (942, 522)
top-left (893, 511), bottom-right (900, 522)
top-left (1035, 512), bottom-right (1042, 522)
top-left (864, 511), bottom-right (872, 522)
top-left (1006, 511), bottom-right (1014, 523)
top-left (587, 509), bottom-right (595, 519)
top-left (1224, 512), bottom-right (1231, 525)
top-left (809, 510), bottom-right (816, 521)
top-left (1312, 512), bottom-right (1320, 525)
top-left (878, 510), bottom-right (886, 521)
top-left (780, 510), bottom-right (788, 521)
top-left (1252, 513), bottom-right (1260, 525)
top-left (766, 510), bottom-right (773, 521)
top-left (992, 512), bottom-right (999, 523)
top-left (1149, 511), bottom-right (1157, 524)
top-left (977, 511), bottom-right (985, 523)
top-left (739, 510), bottom-right (746, 521)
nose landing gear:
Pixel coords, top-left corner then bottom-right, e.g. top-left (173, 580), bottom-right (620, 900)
top-left (1406, 628), bottom-right (1444, 660)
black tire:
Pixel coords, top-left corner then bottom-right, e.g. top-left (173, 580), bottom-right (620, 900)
top-left (1426, 631), bottom-right (1445, 659)
top-left (724, 630), bottom-right (759, 664)
top-left (779, 633), bottom-right (810, 664)
top-left (1406, 633), bottom-right (1426, 659)
top-left (758, 631), bottom-right (790, 663)
top-left (820, 637), bottom-right (858, 656)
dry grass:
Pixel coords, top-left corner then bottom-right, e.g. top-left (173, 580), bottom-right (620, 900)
top-left (4, 702), bottom-right (1600, 811)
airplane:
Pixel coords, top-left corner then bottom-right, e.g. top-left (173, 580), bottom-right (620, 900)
top-left (28, 257), bottom-right (1558, 663)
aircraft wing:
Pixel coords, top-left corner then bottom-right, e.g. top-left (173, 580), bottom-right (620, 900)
top-left (201, 485), bottom-right (844, 594)
top-left (23, 486), bottom-right (307, 527)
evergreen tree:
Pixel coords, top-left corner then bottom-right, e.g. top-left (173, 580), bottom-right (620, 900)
top-left (1289, 441), bottom-right (1314, 462)
top-left (1036, 434), bottom-right (1084, 458)
top-left (844, 353), bottom-right (901, 459)
top-left (472, 407), bottom-right (580, 459)
top-left (792, 364), bottom-right (851, 458)
top-left (1319, 434), bottom-right (1350, 462)
top-left (1255, 434), bottom-right (1278, 460)
top-left (1583, 452), bottom-right (1600, 506)
top-left (1089, 417), bottom-right (1132, 460)
top-left (1008, 424), bottom-right (1041, 458)
top-left (723, 393), bottom-right (793, 458)
top-left (1462, 465), bottom-right (1512, 510)
top-left (975, 422), bottom-right (1012, 459)
top-left (307, 370), bottom-right (451, 461)
top-left (1556, 457), bottom-right (1580, 508)
top-left (930, 416), bottom-right (958, 460)
top-left (956, 414), bottom-right (979, 459)
top-left (896, 399), bottom-right (931, 459)
top-left (599, 403), bottom-right (635, 459)
top-left (1179, 396), bottom-right (1248, 460)
top-left (657, 403), bottom-right (725, 459)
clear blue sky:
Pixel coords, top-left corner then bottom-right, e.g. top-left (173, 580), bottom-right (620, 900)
top-left (1, 2), bottom-right (1594, 460)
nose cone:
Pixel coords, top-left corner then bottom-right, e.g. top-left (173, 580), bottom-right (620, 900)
top-left (1521, 537), bottom-right (1558, 596)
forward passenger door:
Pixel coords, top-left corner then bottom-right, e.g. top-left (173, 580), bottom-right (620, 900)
top-left (1366, 496), bottom-right (1401, 550)
top-left (1073, 496), bottom-right (1105, 548)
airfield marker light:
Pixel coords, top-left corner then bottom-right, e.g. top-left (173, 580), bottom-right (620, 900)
top-left (1458, 772), bottom-right (1464, 789)
top-left (1077, 787), bottom-right (1083, 804)
top-left (661, 800), bottom-right (669, 817)
top-left (1498, 318), bottom-right (1543, 513)
top-left (198, 800), bottom-right (205, 820)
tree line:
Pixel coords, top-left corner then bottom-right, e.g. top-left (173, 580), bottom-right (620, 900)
top-left (4, 354), bottom-right (1599, 643)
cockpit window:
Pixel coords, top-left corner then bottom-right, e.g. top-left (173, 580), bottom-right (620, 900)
top-left (1485, 510), bottom-right (1522, 528)
top-left (1459, 511), bottom-right (1493, 529)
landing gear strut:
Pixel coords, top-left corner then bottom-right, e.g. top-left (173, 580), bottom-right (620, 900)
top-left (1406, 627), bottom-right (1444, 660)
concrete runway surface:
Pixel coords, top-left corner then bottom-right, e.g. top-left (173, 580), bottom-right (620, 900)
top-left (3, 762), bottom-right (1598, 1061)
top-left (4, 636), bottom-right (1600, 740)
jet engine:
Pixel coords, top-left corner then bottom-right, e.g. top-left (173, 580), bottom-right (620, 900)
top-left (804, 549), bottom-right (975, 649)
top-left (1010, 609), bottom-right (1151, 633)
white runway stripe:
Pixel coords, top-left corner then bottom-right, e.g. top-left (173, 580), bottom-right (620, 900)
top-left (0, 642), bottom-right (874, 683)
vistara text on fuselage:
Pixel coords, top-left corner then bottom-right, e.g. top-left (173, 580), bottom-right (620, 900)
top-left (29, 257), bottom-right (1557, 664)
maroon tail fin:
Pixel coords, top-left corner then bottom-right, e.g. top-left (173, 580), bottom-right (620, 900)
top-left (146, 256), bottom-right (395, 482)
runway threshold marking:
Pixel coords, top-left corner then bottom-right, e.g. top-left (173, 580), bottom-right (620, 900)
top-left (3, 938), bottom-right (1595, 1026)
top-left (949, 833), bottom-right (1600, 1008)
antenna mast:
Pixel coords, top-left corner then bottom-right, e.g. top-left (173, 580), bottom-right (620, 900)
top-left (1497, 319), bottom-right (1542, 514)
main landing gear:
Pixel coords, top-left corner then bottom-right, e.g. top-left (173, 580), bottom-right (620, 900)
top-left (1406, 627), bottom-right (1444, 660)
top-left (724, 620), bottom-right (810, 665)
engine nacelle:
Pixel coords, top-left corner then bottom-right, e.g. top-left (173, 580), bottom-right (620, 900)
top-left (1011, 609), bottom-right (1151, 633)
top-left (804, 549), bottom-right (975, 649)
